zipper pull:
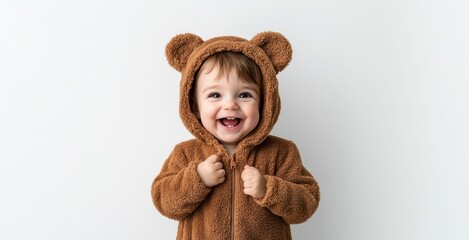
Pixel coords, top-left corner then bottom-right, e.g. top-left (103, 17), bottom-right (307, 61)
top-left (230, 159), bottom-right (236, 169)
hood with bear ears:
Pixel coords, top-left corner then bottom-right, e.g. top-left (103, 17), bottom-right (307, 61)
top-left (165, 31), bottom-right (292, 149)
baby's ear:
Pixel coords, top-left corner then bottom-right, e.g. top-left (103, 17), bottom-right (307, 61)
top-left (250, 32), bottom-right (292, 73)
top-left (165, 33), bottom-right (204, 72)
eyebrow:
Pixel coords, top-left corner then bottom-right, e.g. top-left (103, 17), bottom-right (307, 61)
top-left (202, 84), bottom-right (260, 95)
top-left (202, 85), bottom-right (221, 95)
top-left (242, 85), bottom-right (260, 95)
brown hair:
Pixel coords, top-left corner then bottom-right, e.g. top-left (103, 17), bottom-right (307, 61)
top-left (191, 52), bottom-right (263, 114)
top-left (194, 52), bottom-right (262, 87)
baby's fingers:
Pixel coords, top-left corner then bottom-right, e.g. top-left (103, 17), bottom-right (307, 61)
top-left (216, 175), bottom-right (225, 184)
top-left (242, 165), bottom-right (254, 179)
top-left (205, 154), bottom-right (219, 163)
top-left (213, 162), bottom-right (223, 170)
top-left (216, 169), bottom-right (226, 177)
top-left (243, 180), bottom-right (254, 189)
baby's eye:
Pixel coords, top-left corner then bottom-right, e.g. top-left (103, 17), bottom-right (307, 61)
top-left (208, 92), bottom-right (221, 98)
top-left (239, 92), bottom-right (253, 98)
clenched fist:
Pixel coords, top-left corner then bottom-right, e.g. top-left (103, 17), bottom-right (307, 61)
top-left (241, 165), bottom-right (267, 199)
top-left (197, 154), bottom-right (226, 187)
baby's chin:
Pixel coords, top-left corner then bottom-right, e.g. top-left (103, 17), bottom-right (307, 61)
top-left (219, 138), bottom-right (241, 146)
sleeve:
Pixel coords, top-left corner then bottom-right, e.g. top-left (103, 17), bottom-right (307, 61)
top-left (151, 145), bottom-right (212, 221)
top-left (254, 142), bottom-right (320, 224)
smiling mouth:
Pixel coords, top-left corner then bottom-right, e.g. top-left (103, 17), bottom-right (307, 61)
top-left (219, 117), bottom-right (241, 128)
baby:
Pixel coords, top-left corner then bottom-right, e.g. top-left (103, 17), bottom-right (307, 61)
top-left (152, 32), bottom-right (320, 240)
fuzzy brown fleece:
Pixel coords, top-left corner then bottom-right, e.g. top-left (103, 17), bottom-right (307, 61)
top-left (151, 32), bottom-right (320, 240)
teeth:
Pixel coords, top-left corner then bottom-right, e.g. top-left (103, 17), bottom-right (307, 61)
top-left (226, 117), bottom-right (236, 120)
top-left (227, 124), bottom-right (234, 128)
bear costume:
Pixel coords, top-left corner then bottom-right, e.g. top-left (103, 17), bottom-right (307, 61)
top-left (151, 32), bottom-right (320, 240)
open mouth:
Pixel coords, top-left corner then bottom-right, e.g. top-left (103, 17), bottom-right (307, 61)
top-left (219, 117), bottom-right (241, 128)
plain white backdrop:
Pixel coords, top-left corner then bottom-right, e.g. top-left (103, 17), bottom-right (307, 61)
top-left (1, 0), bottom-right (468, 239)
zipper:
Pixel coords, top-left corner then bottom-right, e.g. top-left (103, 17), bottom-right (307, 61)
top-left (230, 156), bottom-right (236, 240)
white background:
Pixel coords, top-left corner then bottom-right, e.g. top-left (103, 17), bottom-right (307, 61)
top-left (1, 1), bottom-right (468, 239)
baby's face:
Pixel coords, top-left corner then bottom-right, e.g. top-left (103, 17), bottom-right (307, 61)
top-left (194, 66), bottom-right (260, 147)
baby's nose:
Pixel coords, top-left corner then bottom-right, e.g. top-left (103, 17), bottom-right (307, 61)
top-left (223, 98), bottom-right (240, 110)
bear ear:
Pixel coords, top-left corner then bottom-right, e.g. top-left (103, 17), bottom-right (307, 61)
top-left (250, 32), bottom-right (292, 73)
top-left (165, 33), bottom-right (204, 72)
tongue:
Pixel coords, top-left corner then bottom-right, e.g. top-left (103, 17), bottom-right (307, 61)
top-left (221, 118), bottom-right (240, 126)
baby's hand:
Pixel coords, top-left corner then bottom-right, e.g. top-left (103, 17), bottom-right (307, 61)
top-left (197, 154), bottom-right (226, 187)
top-left (241, 165), bottom-right (266, 199)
